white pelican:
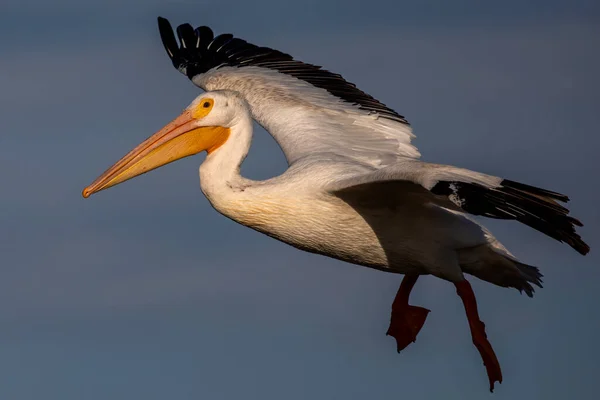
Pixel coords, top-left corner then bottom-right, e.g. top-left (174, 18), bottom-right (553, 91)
top-left (82, 17), bottom-right (589, 392)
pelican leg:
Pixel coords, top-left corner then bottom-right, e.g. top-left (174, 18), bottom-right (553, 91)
top-left (454, 280), bottom-right (503, 392)
top-left (386, 275), bottom-right (430, 352)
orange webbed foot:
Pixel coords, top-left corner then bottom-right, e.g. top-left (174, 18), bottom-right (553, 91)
top-left (386, 275), bottom-right (430, 352)
top-left (386, 304), bottom-right (430, 352)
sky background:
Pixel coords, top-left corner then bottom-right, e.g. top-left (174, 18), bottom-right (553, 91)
top-left (1, 0), bottom-right (599, 399)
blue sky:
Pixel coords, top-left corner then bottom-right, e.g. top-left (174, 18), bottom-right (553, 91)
top-left (1, 1), bottom-right (599, 399)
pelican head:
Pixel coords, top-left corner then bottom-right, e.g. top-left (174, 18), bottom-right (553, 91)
top-left (82, 91), bottom-right (245, 198)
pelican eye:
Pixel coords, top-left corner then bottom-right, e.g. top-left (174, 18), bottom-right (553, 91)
top-left (192, 98), bottom-right (214, 119)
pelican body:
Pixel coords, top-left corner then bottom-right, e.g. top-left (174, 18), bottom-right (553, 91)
top-left (83, 18), bottom-right (589, 392)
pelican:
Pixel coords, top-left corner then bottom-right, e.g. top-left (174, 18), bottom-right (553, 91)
top-left (82, 17), bottom-right (589, 392)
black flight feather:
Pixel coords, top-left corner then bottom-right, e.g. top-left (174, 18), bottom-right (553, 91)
top-left (430, 180), bottom-right (589, 255)
top-left (157, 17), bottom-right (409, 125)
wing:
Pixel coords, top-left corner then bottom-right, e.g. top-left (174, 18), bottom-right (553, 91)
top-left (328, 160), bottom-right (589, 255)
top-left (157, 17), bottom-right (419, 167)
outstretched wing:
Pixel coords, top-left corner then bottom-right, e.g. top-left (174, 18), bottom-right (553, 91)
top-left (328, 160), bottom-right (589, 255)
top-left (157, 17), bottom-right (419, 167)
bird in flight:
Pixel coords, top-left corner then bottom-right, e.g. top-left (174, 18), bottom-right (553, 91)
top-left (82, 17), bottom-right (589, 392)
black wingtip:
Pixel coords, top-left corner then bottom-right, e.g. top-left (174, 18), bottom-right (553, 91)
top-left (157, 16), bottom-right (179, 63)
top-left (574, 240), bottom-right (590, 256)
top-left (500, 180), bottom-right (591, 255)
top-left (157, 16), bottom-right (173, 40)
top-left (195, 26), bottom-right (214, 47)
top-left (153, 18), bottom-right (409, 124)
top-left (501, 179), bottom-right (570, 203)
top-left (433, 179), bottom-right (590, 256)
top-left (176, 23), bottom-right (196, 49)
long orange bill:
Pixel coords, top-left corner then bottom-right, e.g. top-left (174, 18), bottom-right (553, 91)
top-left (82, 110), bottom-right (229, 198)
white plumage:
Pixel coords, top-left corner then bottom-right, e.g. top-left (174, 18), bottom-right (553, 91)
top-left (197, 67), bottom-right (420, 166)
top-left (82, 19), bottom-right (590, 392)
top-left (179, 90), bottom-right (544, 286)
